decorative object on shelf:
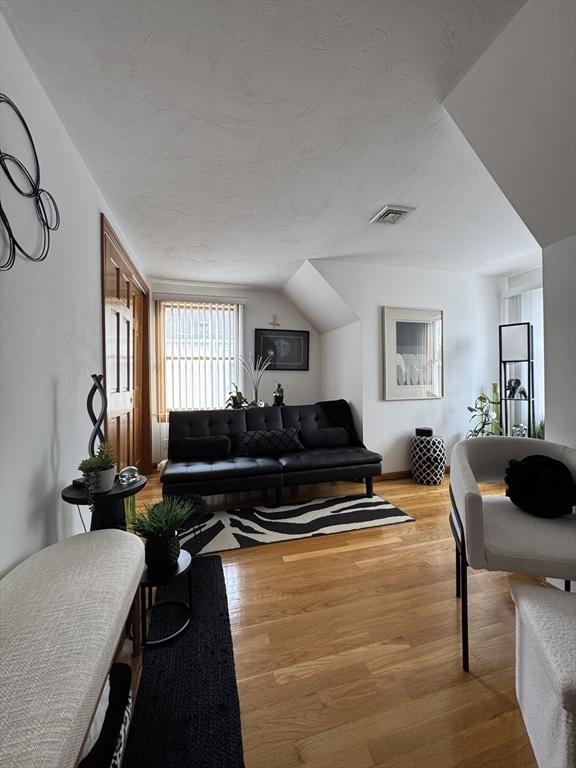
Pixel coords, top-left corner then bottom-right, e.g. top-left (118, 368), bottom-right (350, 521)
top-left (78, 442), bottom-right (117, 499)
top-left (466, 393), bottom-right (503, 438)
top-left (118, 466), bottom-right (141, 486)
top-left (499, 323), bottom-right (535, 436)
top-left (410, 434), bottom-right (446, 485)
top-left (0, 93), bottom-right (61, 272)
top-left (132, 497), bottom-right (193, 570)
top-left (225, 384), bottom-right (248, 409)
top-left (239, 352), bottom-right (273, 404)
top-left (511, 423), bottom-right (528, 437)
top-left (273, 382), bottom-right (284, 406)
top-left (255, 328), bottom-right (310, 371)
top-left (506, 378), bottom-right (528, 399)
top-left (87, 373), bottom-right (108, 457)
top-left (382, 307), bottom-right (443, 400)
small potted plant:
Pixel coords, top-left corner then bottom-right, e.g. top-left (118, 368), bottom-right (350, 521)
top-left (131, 497), bottom-right (192, 569)
top-left (78, 442), bottom-right (117, 495)
top-left (225, 384), bottom-right (248, 409)
top-left (273, 382), bottom-right (284, 406)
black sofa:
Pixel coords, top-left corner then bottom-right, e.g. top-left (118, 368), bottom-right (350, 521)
top-left (161, 401), bottom-right (382, 503)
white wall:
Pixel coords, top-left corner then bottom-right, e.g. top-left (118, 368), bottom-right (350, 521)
top-left (150, 279), bottom-right (320, 462)
top-left (319, 322), bottom-right (363, 437)
top-left (314, 261), bottom-right (500, 471)
top-left (543, 235), bottom-right (576, 447)
top-left (445, 0), bottom-right (576, 249)
top-left (0, 17), bottom-right (143, 576)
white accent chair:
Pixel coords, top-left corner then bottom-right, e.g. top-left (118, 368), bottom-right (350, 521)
top-left (512, 584), bottom-right (576, 768)
top-left (449, 436), bottom-right (576, 671)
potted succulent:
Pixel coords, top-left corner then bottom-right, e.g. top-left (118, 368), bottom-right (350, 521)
top-left (78, 442), bottom-right (117, 496)
top-left (131, 497), bottom-right (192, 569)
top-left (273, 382), bottom-right (284, 406)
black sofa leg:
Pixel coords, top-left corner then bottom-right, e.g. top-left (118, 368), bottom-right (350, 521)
top-left (455, 543), bottom-right (461, 599)
top-left (365, 477), bottom-right (374, 498)
top-left (275, 487), bottom-right (282, 507)
top-left (461, 555), bottom-right (469, 672)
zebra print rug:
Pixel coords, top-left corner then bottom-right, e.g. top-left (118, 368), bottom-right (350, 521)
top-left (181, 494), bottom-right (412, 555)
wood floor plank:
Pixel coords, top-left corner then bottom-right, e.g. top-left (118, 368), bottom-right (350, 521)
top-left (140, 473), bottom-right (537, 768)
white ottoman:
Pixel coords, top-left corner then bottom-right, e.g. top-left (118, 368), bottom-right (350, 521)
top-left (512, 584), bottom-right (576, 768)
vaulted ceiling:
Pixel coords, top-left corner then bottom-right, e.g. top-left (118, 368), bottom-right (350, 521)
top-left (1, 0), bottom-right (539, 286)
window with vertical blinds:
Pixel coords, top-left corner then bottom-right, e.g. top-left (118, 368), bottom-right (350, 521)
top-left (155, 300), bottom-right (243, 420)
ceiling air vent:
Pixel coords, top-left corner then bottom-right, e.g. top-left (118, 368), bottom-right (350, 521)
top-left (369, 204), bottom-right (415, 225)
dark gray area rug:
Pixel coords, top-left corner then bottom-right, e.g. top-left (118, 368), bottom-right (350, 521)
top-left (123, 556), bottom-right (244, 768)
top-left (182, 494), bottom-right (413, 555)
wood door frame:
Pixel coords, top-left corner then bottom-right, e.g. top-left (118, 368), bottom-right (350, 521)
top-left (100, 213), bottom-right (153, 474)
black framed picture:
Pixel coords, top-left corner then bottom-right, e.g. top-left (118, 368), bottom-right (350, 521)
top-left (255, 329), bottom-right (310, 371)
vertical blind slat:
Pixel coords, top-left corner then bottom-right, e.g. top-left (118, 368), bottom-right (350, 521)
top-left (158, 299), bottom-right (240, 414)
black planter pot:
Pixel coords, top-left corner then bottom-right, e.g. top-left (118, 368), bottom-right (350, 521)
top-left (145, 536), bottom-right (180, 570)
top-left (273, 394), bottom-right (284, 406)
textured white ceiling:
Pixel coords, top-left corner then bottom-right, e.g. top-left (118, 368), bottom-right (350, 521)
top-left (1, 0), bottom-right (539, 287)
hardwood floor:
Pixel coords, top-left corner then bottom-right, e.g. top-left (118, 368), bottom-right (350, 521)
top-left (139, 474), bottom-right (538, 767)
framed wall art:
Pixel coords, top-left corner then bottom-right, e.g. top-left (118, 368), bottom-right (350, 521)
top-left (382, 307), bottom-right (443, 400)
top-left (254, 328), bottom-right (309, 371)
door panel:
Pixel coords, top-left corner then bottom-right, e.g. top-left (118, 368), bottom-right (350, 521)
top-left (101, 216), bottom-right (149, 471)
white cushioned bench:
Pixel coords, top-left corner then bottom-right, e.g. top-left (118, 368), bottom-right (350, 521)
top-left (0, 530), bottom-right (144, 768)
top-left (512, 584), bottom-right (576, 768)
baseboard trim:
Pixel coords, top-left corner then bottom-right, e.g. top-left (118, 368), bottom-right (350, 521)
top-left (376, 467), bottom-right (451, 482)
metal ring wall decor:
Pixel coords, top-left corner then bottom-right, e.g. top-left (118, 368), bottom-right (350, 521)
top-left (0, 93), bottom-right (61, 271)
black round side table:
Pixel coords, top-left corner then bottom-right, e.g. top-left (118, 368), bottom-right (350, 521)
top-left (140, 549), bottom-right (192, 648)
top-left (61, 476), bottom-right (147, 530)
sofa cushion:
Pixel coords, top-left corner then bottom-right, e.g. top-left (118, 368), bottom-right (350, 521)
top-left (277, 447), bottom-right (382, 472)
top-left (162, 456), bottom-right (282, 483)
top-left (168, 409), bottom-right (247, 439)
top-left (482, 495), bottom-right (576, 579)
top-left (233, 427), bottom-right (304, 457)
top-left (300, 427), bottom-right (350, 449)
top-left (281, 404), bottom-right (332, 432)
top-left (170, 436), bottom-right (231, 461)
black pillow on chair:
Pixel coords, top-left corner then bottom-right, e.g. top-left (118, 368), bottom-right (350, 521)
top-left (505, 455), bottom-right (576, 518)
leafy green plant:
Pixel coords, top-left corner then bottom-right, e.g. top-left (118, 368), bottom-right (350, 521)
top-left (274, 382), bottom-right (284, 398)
top-left (78, 442), bottom-right (116, 472)
top-left (131, 497), bottom-right (192, 540)
top-left (466, 394), bottom-right (503, 438)
top-left (225, 384), bottom-right (248, 409)
top-left (533, 419), bottom-right (545, 439)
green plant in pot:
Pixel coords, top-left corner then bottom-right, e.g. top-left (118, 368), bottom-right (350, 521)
top-left (131, 497), bottom-right (192, 569)
top-left (273, 382), bottom-right (284, 406)
top-left (78, 442), bottom-right (116, 498)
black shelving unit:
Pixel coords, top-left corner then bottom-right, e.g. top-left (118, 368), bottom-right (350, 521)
top-left (499, 322), bottom-right (535, 437)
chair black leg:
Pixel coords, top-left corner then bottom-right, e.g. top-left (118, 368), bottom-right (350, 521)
top-left (455, 544), bottom-right (461, 599)
top-left (565, 580), bottom-right (571, 592)
top-left (461, 555), bottom-right (469, 672)
top-left (365, 477), bottom-right (374, 498)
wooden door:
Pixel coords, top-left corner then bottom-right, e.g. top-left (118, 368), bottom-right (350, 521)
top-left (101, 215), bottom-right (151, 471)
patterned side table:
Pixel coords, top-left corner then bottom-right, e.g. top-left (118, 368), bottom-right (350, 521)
top-left (410, 436), bottom-right (446, 485)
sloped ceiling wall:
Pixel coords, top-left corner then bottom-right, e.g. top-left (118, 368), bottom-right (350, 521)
top-left (282, 261), bottom-right (358, 334)
top-left (444, 0), bottom-right (576, 248)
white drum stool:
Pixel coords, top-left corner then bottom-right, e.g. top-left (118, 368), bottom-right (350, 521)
top-left (512, 584), bottom-right (576, 768)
